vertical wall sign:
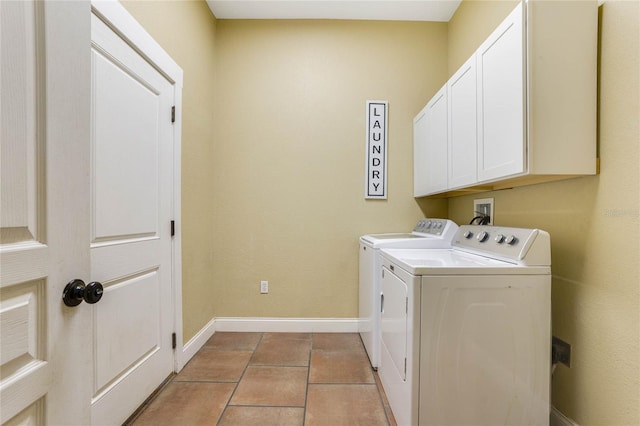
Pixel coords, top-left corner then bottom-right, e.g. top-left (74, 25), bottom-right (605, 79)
top-left (365, 100), bottom-right (388, 199)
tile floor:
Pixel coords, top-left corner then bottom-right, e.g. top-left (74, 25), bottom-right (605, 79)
top-left (128, 332), bottom-right (397, 426)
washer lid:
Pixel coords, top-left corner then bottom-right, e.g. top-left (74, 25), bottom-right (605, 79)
top-left (360, 218), bottom-right (459, 248)
top-left (380, 249), bottom-right (551, 276)
top-left (360, 233), bottom-right (456, 249)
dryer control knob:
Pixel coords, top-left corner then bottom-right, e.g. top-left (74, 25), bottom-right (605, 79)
top-left (477, 231), bottom-right (489, 242)
top-left (495, 234), bottom-right (505, 244)
top-left (505, 235), bottom-right (518, 245)
top-left (463, 230), bottom-right (473, 239)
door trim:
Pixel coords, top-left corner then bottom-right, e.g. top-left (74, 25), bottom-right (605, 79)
top-left (90, 0), bottom-right (184, 371)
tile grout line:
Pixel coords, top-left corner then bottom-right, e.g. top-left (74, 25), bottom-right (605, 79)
top-left (215, 332), bottom-right (265, 426)
top-left (301, 336), bottom-right (315, 426)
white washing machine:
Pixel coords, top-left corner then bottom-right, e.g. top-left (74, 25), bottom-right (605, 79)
top-left (379, 225), bottom-right (551, 426)
top-left (359, 218), bottom-right (458, 369)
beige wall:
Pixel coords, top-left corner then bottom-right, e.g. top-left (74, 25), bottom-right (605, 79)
top-left (212, 19), bottom-right (447, 317)
top-left (120, 3), bottom-right (448, 331)
top-left (121, 0), bottom-right (218, 342)
top-left (122, 1), bottom-right (638, 423)
top-left (447, 0), bottom-right (519, 74)
top-left (443, 1), bottom-right (639, 424)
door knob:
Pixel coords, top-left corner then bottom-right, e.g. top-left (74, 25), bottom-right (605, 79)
top-left (62, 279), bottom-right (104, 307)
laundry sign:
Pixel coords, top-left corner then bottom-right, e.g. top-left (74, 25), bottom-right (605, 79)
top-left (365, 100), bottom-right (388, 199)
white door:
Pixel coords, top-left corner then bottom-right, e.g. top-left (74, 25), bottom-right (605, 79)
top-left (1, 1), bottom-right (93, 424)
top-left (413, 86), bottom-right (448, 196)
top-left (380, 266), bottom-right (408, 381)
top-left (88, 4), bottom-right (180, 424)
top-left (476, 2), bottom-right (525, 182)
top-left (448, 55), bottom-right (477, 189)
top-left (1, 1), bottom-right (182, 424)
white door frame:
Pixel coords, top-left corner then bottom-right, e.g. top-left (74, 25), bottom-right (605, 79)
top-left (91, 0), bottom-right (184, 372)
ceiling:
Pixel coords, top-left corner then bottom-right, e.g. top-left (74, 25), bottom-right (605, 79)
top-left (206, 0), bottom-right (462, 22)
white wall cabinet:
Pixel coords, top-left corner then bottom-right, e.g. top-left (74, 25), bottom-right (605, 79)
top-left (414, 0), bottom-right (597, 197)
top-left (413, 86), bottom-right (448, 196)
top-left (448, 55), bottom-right (478, 189)
top-left (476, 3), bottom-right (524, 182)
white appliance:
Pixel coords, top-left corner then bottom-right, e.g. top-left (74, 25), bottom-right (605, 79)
top-left (379, 225), bottom-right (551, 426)
top-left (359, 218), bottom-right (458, 369)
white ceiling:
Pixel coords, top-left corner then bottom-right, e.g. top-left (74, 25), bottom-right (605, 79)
top-left (206, 0), bottom-right (462, 22)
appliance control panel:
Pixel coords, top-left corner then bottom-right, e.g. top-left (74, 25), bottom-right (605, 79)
top-left (453, 225), bottom-right (551, 265)
top-left (413, 219), bottom-right (453, 236)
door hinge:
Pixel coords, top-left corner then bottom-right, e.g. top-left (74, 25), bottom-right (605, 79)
top-left (172, 332), bottom-right (177, 349)
top-left (171, 106), bottom-right (176, 123)
top-left (170, 220), bottom-right (175, 237)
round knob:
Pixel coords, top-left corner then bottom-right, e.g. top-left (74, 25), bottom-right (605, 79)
top-left (477, 231), bottom-right (489, 242)
top-left (505, 235), bottom-right (518, 245)
top-left (425, 220), bottom-right (432, 229)
top-left (495, 234), bottom-right (505, 244)
top-left (463, 230), bottom-right (473, 239)
top-left (62, 279), bottom-right (104, 307)
top-left (84, 282), bottom-right (104, 304)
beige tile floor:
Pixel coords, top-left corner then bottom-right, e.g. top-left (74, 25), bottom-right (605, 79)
top-left (128, 332), bottom-right (397, 426)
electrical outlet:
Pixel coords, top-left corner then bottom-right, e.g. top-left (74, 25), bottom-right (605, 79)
top-left (473, 198), bottom-right (494, 225)
top-left (552, 336), bottom-right (571, 367)
top-left (260, 280), bottom-right (268, 294)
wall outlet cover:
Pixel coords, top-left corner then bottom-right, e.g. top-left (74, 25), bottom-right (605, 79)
top-left (473, 197), bottom-right (494, 225)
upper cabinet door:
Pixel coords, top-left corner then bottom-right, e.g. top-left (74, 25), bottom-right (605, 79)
top-left (414, 86), bottom-right (448, 196)
top-left (476, 2), bottom-right (525, 182)
top-left (448, 55), bottom-right (478, 189)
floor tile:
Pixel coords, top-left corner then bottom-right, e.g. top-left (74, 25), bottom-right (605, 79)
top-left (131, 382), bottom-right (235, 426)
top-left (204, 332), bottom-right (262, 351)
top-left (251, 337), bottom-right (311, 366)
top-left (309, 350), bottom-right (374, 384)
top-left (130, 333), bottom-right (393, 425)
top-left (176, 349), bottom-right (252, 382)
top-left (262, 332), bottom-right (312, 341)
top-left (230, 366), bottom-right (308, 407)
top-left (305, 384), bottom-right (389, 426)
top-left (312, 333), bottom-right (365, 352)
top-left (218, 406), bottom-right (304, 426)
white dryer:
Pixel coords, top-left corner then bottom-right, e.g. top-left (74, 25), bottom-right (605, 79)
top-left (379, 225), bottom-right (551, 426)
top-left (359, 218), bottom-right (458, 369)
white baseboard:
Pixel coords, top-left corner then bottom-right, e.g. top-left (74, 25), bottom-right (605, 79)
top-left (178, 317), bottom-right (216, 371)
top-left (214, 317), bottom-right (359, 333)
top-left (550, 406), bottom-right (579, 426)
